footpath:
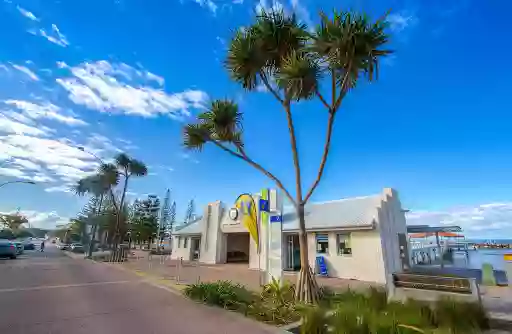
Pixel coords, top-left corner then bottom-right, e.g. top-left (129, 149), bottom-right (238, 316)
top-left (64, 250), bottom-right (512, 333)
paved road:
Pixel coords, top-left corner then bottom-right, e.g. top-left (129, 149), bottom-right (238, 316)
top-left (0, 245), bottom-right (278, 334)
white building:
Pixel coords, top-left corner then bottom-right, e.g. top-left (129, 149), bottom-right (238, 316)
top-left (171, 188), bottom-right (408, 284)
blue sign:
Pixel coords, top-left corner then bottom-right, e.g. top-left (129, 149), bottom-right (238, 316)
top-left (270, 215), bottom-right (282, 223)
top-left (316, 256), bottom-right (328, 276)
top-left (259, 199), bottom-right (269, 212)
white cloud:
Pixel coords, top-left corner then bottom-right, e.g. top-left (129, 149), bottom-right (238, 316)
top-left (12, 64), bottom-right (39, 81)
top-left (4, 100), bottom-right (87, 126)
top-left (256, 0), bottom-right (284, 13)
top-left (17, 6), bottom-right (39, 21)
top-left (12, 158), bottom-right (41, 171)
top-left (38, 24), bottom-right (69, 47)
top-left (407, 202), bottom-right (512, 238)
top-left (193, 0), bottom-right (218, 14)
top-left (0, 114), bottom-right (53, 136)
top-left (289, 0), bottom-right (313, 29)
top-left (44, 185), bottom-right (72, 193)
top-left (57, 60), bottom-right (209, 119)
top-left (0, 210), bottom-right (68, 229)
top-left (386, 13), bottom-right (416, 32)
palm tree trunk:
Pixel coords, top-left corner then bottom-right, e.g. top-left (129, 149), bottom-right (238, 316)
top-left (112, 175), bottom-right (129, 260)
top-left (294, 204), bottom-right (320, 303)
top-left (283, 102), bottom-right (320, 303)
top-left (88, 194), bottom-right (104, 258)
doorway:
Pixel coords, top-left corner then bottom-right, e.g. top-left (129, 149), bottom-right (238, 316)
top-left (285, 234), bottom-right (301, 271)
top-left (226, 233), bottom-right (250, 263)
top-left (190, 237), bottom-right (201, 260)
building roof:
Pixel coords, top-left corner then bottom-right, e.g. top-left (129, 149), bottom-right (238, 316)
top-left (173, 193), bottom-right (385, 235)
top-left (281, 195), bottom-right (382, 231)
top-left (173, 217), bottom-right (203, 235)
top-left (406, 225), bottom-right (463, 233)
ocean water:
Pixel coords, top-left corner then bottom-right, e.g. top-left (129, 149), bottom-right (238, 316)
top-left (453, 249), bottom-right (511, 271)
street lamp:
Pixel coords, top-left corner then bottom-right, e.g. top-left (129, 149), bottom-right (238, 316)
top-left (0, 180), bottom-right (36, 189)
top-left (77, 146), bottom-right (104, 165)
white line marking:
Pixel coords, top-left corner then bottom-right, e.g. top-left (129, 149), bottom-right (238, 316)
top-left (0, 280), bottom-right (136, 293)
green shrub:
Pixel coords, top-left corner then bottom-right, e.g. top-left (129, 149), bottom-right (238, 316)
top-left (183, 281), bottom-right (253, 310)
top-left (261, 277), bottom-right (295, 306)
top-left (433, 298), bottom-right (489, 332)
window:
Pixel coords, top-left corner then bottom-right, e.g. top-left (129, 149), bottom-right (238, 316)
top-left (177, 237), bottom-right (181, 248)
top-left (337, 233), bottom-right (352, 255)
top-left (183, 237), bottom-right (188, 248)
top-left (316, 233), bottom-right (329, 254)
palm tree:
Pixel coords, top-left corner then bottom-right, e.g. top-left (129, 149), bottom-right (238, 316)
top-left (100, 153), bottom-right (148, 250)
top-left (73, 173), bottom-right (112, 257)
top-left (183, 9), bottom-right (391, 303)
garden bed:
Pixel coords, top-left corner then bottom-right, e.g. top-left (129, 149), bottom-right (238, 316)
top-left (183, 279), bottom-right (491, 333)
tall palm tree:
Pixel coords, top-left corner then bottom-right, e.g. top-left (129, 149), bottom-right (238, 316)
top-left (100, 153), bottom-right (148, 249)
top-left (73, 173), bottom-right (112, 257)
top-left (184, 9), bottom-right (391, 303)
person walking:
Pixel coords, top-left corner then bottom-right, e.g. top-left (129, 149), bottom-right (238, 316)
top-left (40, 240), bottom-right (45, 252)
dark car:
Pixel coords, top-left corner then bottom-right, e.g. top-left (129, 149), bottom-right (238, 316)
top-left (0, 240), bottom-right (17, 259)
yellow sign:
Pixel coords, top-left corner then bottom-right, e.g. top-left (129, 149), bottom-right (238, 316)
top-left (504, 254), bottom-right (512, 262)
top-left (234, 194), bottom-right (259, 249)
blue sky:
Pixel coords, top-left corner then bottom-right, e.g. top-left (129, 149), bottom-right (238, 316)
top-left (0, 0), bottom-right (511, 238)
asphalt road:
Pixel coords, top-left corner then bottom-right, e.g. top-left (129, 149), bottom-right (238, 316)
top-left (0, 245), bottom-right (277, 334)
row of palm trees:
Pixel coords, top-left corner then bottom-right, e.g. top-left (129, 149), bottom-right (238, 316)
top-left (71, 152), bottom-right (148, 258)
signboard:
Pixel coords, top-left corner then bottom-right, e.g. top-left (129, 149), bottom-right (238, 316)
top-left (316, 256), bottom-right (328, 276)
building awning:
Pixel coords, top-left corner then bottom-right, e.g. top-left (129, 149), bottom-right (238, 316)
top-left (409, 232), bottom-right (464, 238)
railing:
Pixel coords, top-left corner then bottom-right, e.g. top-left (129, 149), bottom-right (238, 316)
top-left (393, 273), bottom-right (473, 294)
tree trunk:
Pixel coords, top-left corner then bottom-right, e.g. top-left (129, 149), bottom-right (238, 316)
top-left (294, 204), bottom-right (320, 303)
top-left (87, 223), bottom-right (97, 258)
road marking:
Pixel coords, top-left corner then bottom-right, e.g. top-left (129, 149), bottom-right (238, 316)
top-left (0, 280), bottom-right (135, 293)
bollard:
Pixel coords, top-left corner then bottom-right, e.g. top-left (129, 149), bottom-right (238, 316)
top-left (176, 257), bottom-right (182, 285)
top-left (196, 260), bottom-right (200, 284)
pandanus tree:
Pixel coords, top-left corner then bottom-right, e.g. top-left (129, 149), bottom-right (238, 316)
top-left (183, 9), bottom-right (391, 303)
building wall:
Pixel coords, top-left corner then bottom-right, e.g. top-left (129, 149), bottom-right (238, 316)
top-left (307, 230), bottom-right (387, 283)
top-left (171, 235), bottom-right (192, 261)
top-left (199, 201), bottom-right (225, 264)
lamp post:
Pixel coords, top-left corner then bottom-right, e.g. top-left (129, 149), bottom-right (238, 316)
top-left (77, 146), bottom-right (104, 164)
top-left (0, 180), bottom-right (36, 189)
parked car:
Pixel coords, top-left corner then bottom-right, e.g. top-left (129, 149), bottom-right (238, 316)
top-left (0, 240), bottom-right (17, 259)
top-left (70, 243), bottom-right (84, 253)
top-left (23, 239), bottom-right (35, 250)
top-left (57, 243), bottom-right (69, 250)
top-left (12, 241), bottom-right (24, 255)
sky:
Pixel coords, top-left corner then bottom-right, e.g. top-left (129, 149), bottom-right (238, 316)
top-left (0, 0), bottom-right (511, 238)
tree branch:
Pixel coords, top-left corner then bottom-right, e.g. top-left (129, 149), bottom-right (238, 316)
top-left (259, 71), bottom-right (284, 105)
top-left (303, 110), bottom-right (335, 204)
top-left (315, 90), bottom-right (330, 110)
top-left (283, 101), bottom-right (304, 207)
top-left (210, 140), bottom-right (296, 207)
top-left (303, 67), bottom-right (351, 205)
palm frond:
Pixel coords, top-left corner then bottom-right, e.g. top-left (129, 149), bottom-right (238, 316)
top-left (183, 123), bottom-right (211, 151)
top-left (115, 153), bottom-right (131, 169)
top-left (311, 10), bottom-right (392, 91)
top-left (199, 99), bottom-right (243, 142)
top-left (275, 50), bottom-right (320, 101)
top-left (99, 163), bottom-right (120, 186)
top-left (128, 159), bottom-right (148, 177)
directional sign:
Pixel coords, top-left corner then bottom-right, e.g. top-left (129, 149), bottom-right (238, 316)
top-left (259, 199), bottom-right (269, 212)
top-left (270, 215), bottom-right (282, 223)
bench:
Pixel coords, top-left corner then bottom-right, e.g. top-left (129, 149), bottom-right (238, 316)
top-left (390, 273), bottom-right (481, 303)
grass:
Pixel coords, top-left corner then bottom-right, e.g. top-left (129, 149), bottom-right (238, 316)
top-left (183, 281), bottom-right (489, 332)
